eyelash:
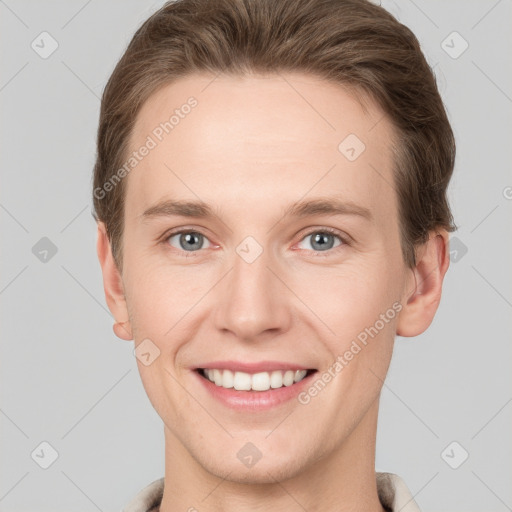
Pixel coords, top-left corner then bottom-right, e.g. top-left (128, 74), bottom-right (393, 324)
top-left (159, 227), bottom-right (349, 258)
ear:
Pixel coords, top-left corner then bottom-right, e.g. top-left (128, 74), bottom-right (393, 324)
top-left (396, 229), bottom-right (450, 337)
top-left (96, 221), bottom-right (133, 341)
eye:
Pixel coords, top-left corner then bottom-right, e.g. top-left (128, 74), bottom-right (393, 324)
top-left (161, 227), bottom-right (348, 257)
top-left (296, 228), bottom-right (345, 253)
top-left (164, 230), bottom-right (212, 253)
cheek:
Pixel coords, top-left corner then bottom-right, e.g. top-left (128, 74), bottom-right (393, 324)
top-left (123, 257), bottom-right (213, 342)
top-left (291, 257), bottom-right (403, 339)
top-left (307, 262), bottom-right (401, 410)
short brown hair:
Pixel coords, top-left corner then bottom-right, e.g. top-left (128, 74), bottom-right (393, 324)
top-left (92, 0), bottom-right (456, 273)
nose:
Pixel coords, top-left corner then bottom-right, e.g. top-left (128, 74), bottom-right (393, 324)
top-left (213, 243), bottom-right (292, 342)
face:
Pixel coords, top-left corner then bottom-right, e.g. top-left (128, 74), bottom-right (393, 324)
top-left (110, 72), bottom-right (417, 482)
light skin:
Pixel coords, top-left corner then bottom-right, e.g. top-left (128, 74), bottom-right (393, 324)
top-left (96, 72), bottom-right (449, 511)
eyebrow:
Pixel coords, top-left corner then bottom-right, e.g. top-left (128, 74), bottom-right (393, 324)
top-left (140, 197), bottom-right (373, 223)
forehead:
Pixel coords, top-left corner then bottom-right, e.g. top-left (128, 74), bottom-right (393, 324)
top-left (125, 72), bottom-right (397, 225)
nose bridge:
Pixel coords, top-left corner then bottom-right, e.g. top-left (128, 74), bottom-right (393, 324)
top-left (214, 237), bottom-right (290, 339)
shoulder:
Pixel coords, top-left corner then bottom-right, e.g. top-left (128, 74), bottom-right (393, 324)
top-left (122, 477), bottom-right (164, 512)
top-left (376, 472), bottom-right (422, 512)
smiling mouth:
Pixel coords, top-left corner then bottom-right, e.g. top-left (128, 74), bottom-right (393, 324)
top-left (195, 368), bottom-right (317, 392)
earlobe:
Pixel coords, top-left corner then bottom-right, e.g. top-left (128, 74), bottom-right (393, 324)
top-left (113, 320), bottom-right (133, 341)
top-left (96, 222), bottom-right (133, 341)
top-left (396, 230), bottom-right (450, 337)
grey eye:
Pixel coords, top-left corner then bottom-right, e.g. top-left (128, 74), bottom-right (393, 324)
top-left (298, 231), bottom-right (342, 252)
top-left (168, 231), bottom-right (211, 252)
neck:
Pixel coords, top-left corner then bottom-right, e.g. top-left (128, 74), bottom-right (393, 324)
top-left (160, 399), bottom-right (385, 512)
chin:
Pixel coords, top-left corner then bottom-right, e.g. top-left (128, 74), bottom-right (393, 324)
top-left (199, 453), bottom-right (308, 485)
top-left (182, 432), bottom-right (311, 483)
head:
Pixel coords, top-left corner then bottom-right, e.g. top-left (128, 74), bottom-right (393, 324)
top-left (94, 0), bottom-right (454, 483)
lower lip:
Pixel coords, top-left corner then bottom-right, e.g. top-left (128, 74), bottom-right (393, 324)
top-left (193, 370), bottom-right (317, 411)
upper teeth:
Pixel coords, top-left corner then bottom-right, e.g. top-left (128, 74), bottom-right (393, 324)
top-left (202, 369), bottom-right (308, 391)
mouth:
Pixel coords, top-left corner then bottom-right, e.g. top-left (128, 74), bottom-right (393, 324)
top-left (194, 367), bottom-right (318, 392)
top-left (191, 360), bottom-right (320, 411)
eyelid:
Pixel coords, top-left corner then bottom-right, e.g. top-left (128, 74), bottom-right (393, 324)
top-left (158, 225), bottom-right (211, 242)
top-left (297, 226), bottom-right (351, 245)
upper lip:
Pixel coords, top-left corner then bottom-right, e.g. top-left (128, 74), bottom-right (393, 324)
top-left (194, 360), bottom-right (315, 373)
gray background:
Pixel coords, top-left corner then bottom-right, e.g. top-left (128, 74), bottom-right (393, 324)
top-left (1, 0), bottom-right (511, 510)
